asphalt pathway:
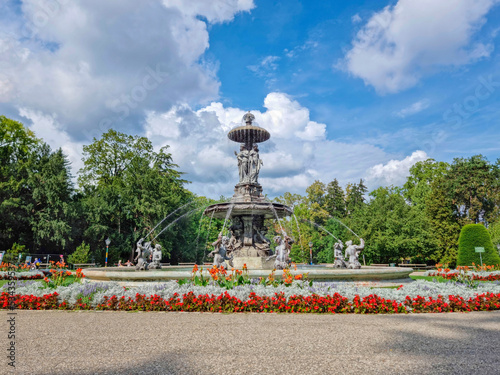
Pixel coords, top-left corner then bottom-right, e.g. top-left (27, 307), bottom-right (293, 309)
top-left (1, 310), bottom-right (499, 375)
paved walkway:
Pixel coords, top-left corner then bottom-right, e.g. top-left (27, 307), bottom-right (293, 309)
top-left (2, 310), bottom-right (500, 375)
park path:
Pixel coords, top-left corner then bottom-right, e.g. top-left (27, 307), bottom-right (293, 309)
top-left (1, 310), bottom-right (499, 375)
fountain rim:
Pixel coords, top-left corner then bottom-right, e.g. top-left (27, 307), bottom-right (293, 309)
top-left (227, 125), bottom-right (271, 144)
top-left (203, 201), bottom-right (292, 219)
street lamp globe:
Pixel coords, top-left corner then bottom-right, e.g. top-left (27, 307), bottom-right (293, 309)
top-left (105, 237), bottom-right (111, 246)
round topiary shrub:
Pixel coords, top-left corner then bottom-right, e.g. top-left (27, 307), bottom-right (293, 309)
top-left (457, 224), bottom-right (500, 266)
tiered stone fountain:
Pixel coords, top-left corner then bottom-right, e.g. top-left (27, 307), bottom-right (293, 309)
top-left (203, 112), bottom-right (292, 269)
top-left (82, 112), bottom-right (415, 283)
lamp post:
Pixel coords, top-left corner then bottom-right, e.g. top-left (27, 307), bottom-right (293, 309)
top-left (308, 241), bottom-right (313, 265)
top-left (105, 237), bottom-right (111, 267)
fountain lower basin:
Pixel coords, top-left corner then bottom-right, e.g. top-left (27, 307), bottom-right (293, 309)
top-left (82, 265), bottom-right (414, 283)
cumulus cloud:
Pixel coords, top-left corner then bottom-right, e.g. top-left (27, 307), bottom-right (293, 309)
top-left (0, 0), bottom-right (254, 142)
top-left (144, 92), bottom-right (392, 198)
top-left (341, 0), bottom-right (498, 93)
top-left (396, 99), bottom-right (430, 118)
top-left (365, 150), bottom-right (429, 187)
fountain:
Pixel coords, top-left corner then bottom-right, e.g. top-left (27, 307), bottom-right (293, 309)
top-left (203, 112), bottom-right (292, 269)
top-left (82, 112), bottom-right (415, 283)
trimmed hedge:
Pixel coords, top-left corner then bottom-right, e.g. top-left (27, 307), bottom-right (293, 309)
top-left (457, 224), bottom-right (500, 266)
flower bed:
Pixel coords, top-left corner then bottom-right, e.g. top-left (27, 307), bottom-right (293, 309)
top-left (424, 269), bottom-right (500, 281)
top-left (2, 278), bottom-right (500, 314)
top-left (0, 270), bottom-right (44, 280)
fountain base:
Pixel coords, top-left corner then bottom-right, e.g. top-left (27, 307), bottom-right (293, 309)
top-left (232, 256), bottom-right (275, 270)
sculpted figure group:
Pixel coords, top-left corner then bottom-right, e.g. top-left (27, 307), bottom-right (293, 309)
top-left (266, 234), bottom-right (294, 270)
top-left (134, 238), bottom-right (162, 270)
top-left (235, 144), bottom-right (263, 184)
top-left (333, 238), bottom-right (365, 269)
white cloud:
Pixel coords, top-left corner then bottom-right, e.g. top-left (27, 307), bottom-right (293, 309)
top-left (396, 99), bottom-right (430, 118)
top-left (365, 150), bottom-right (429, 187)
top-left (144, 92), bottom-right (394, 198)
top-left (341, 0), bottom-right (498, 93)
top-left (18, 108), bottom-right (85, 175)
top-left (0, 0), bottom-right (254, 142)
top-left (351, 14), bottom-right (362, 24)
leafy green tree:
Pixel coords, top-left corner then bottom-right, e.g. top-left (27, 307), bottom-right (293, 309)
top-left (67, 242), bottom-right (90, 264)
top-left (78, 129), bottom-right (192, 264)
top-left (403, 159), bottom-right (449, 207)
top-left (446, 155), bottom-right (498, 225)
top-left (350, 187), bottom-right (437, 264)
top-left (424, 178), bottom-right (461, 265)
top-left (457, 224), bottom-right (500, 266)
top-left (0, 116), bottom-right (39, 249)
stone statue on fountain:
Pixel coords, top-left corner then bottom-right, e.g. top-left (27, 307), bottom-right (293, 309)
top-left (148, 244), bottom-right (163, 269)
top-left (235, 145), bottom-right (250, 183)
top-left (345, 238), bottom-right (365, 269)
top-left (249, 145), bottom-right (263, 184)
top-left (209, 233), bottom-right (233, 268)
top-left (253, 224), bottom-right (271, 257)
top-left (333, 240), bottom-right (347, 268)
top-left (267, 234), bottom-right (294, 270)
top-left (135, 238), bottom-right (152, 270)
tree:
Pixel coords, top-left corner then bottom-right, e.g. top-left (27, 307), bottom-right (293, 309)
top-left (27, 146), bottom-right (74, 251)
top-left (324, 179), bottom-right (346, 218)
top-left (350, 187), bottom-right (437, 264)
top-left (67, 242), bottom-right (90, 264)
top-left (0, 116), bottom-right (39, 250)
top-left (424, 178), bottom-right (461, 265)
top-left (78, 129), bottom-right (192, 264)
top-left (446, 155), bottom-right (498, 225)
top-left (345, 179), bottom-right (367, 215)
top-left (403, 159), bottom-right (449, 207)
top-left (457, 224), bottom-right (500, 266)
top-left (305, 180), bottom-right (326, 207)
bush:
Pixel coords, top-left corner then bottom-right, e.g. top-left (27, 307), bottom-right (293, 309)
top-left (457, 224), bottom-right (500, 266)
top-left (67, 242), bottom-right (90, 265)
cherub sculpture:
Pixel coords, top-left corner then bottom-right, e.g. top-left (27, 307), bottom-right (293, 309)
top-left (333, 240), bottom-right (346, 268)
top-left (208, 234), bottom-right (233, 268)
top-left (134, 238), bottom-right (149, 270)
top-left (267, 234), bottom-right (294, 270)
top-left (344, 238), bottom-right (365, 269)
top-left (148, 244), bottom-right (163, 269)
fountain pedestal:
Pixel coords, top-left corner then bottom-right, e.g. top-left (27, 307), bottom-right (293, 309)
top-left (232, 256), bottom-right (275, 270)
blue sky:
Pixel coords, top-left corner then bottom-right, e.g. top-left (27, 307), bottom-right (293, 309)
top-left (1, 0), bottom-right (499, 198)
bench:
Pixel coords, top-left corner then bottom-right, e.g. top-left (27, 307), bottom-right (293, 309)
top-left (370, 264), bottom-right (389, 267)
top-left (178, 262), bottom-right (196, 266)
top-left (398, 264), bottom-right (434, 270)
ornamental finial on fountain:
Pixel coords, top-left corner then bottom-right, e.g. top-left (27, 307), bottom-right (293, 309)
top-left (243, 111), bottom-right (255, 126)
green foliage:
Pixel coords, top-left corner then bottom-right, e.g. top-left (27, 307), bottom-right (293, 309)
top-left (488, 220), bottom-right (500, 253)
top-left (403, 159), bottom-right (449, 207)
top-left (447, 155), bottom-right (499, 225)
top-left (68, 242), bottom-right (91, 264)
top-left (324, 179), bottom-right (346, 218)
top-left (345, 179), bottom-right (367, 215)
top-left (457, 224), bottom-right (500, 266)
top-left (78, 129), bottom-right (192, 264)
top-left (350, 187), bottom-right (438, 264)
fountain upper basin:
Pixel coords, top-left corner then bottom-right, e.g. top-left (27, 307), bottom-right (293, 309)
top-left (203, 201), bottom-right (292, 219)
